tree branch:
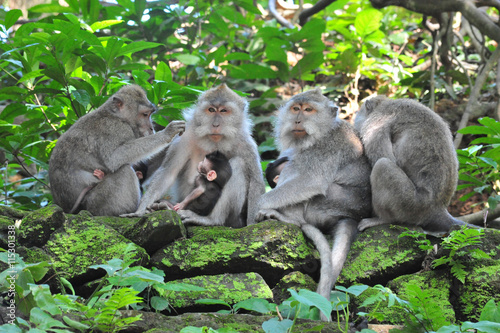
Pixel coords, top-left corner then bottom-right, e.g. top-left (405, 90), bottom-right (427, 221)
top-left (268, 0), bottom-right (294, 29)
top-left (370, 0), bottom-right (500, 42)
top-left (298, 0), bottom-right (338, 26)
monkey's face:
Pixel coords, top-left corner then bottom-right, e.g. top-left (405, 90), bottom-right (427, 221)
top-left (276, 90), bottom-right (334, 150)
top-left (134, 103), bottom-right (157, 137)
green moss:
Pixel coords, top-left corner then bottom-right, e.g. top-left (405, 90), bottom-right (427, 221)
top-left (165, 272), bottom-right (273, 309)
top-left (44, 212), bottom-right (148, 279)
top-left (17, 205), bottom-right (65, 248)
top-left (459, 264), bottom-right (500, 321)
top-left (157, 221), bottom-right (317, 273)
top-left (340, 225), bottom-right (425, 284)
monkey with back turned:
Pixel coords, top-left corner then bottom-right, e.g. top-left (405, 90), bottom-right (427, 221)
top-left (125, 84), bottom-right (266, 227)
top-left (354, 95), bottom-right (473, 235)
top-left (49, 84), bottom-right (185, 216)
top-left (256, 89), bottom-right (372, 321)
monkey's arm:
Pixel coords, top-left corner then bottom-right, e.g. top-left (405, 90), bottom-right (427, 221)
top-left (107, 121), bottom-right (185, 172)
top-left (174, 186), bottom-right (205, 211)
top-left (244, 143), bottom-right (266, 225)
top-left (258, 174), bottom-right (328, 210)
top-left (362, 125), bottom-right (396, 163)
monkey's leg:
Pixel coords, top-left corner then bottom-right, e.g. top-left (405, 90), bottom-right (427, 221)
top-left (358, 217), bottom-right (386, 231)
top-left (369, 157), bottom-right (422, 225)
top-left (84, 165), bottom-right (141, 216)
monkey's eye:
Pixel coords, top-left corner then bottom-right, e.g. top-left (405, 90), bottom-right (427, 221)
top-left (208, 107), bottom-right (216, 113)
top-left (292, 106), bottom-right (300, 112)
top-left (220, 108), bottom-right (227, 113)
top-left (304, 107), bottom-right (313, 112)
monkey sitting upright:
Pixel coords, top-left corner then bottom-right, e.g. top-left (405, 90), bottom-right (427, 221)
top-left (49, 85), bottom-right (185, 216)
top-left (354, 95), bottom-right (471, 235)
top-left (173, 151), bottom-right (232, 216)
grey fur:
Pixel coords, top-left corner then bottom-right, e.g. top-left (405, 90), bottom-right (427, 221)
top-left (49, 84), bottom-right (185, 216)
top-left (354, 95), bottom-right (468, 234)
top-left (256, 89), bottom-right (372, 320)
top-left (128, 84), bottom-right (266, 227)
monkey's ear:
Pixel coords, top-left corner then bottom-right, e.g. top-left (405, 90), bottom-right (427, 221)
top-left (207, 170), bottom-right (217, 182)
top-left (112, 96), bottom-right (124, 111)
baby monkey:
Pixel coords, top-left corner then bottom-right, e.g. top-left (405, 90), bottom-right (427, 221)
top-left (174, 151), bottom-right (233, 216)
top-left (265, 149), bottom-right (293, 188)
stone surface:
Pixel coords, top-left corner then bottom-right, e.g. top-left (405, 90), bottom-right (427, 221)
top-left (151, 221), bottom-right (320, 286)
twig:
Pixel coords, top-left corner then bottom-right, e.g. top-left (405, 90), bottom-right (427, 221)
top-left (454, 46), bottom-right (500, 148)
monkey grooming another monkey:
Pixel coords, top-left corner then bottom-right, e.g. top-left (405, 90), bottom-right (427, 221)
top-left (256, 89), bottom-right (372, 320)
top-left (126, 84), bottom-right (265, 227)
top-left (49, 84), bottom-right (185, 216)
top-left (173, 150), bottom-right (232, 216)
top-left (354, 95), bottom-right (470, 234)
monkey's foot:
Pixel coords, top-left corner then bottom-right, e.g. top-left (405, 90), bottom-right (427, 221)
top-left (147, 200), bottom-right (175, 212)
top-left (358, 217), bottom-right (387, 231)
top-left (120, 211), bottom-right (145, 218)
top-left (256, 209), bottom-right (281, 223)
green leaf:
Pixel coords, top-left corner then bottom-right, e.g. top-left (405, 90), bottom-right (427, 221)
top-left (228, 64), bottom-right (277, 80)
top-left (195, 299), bottom-right (231, 308)
top-left (63, 315), bottom-right (91, 331)
top-left (118, 41), bottom-right (162, 57)
top-left (177, 54), bottom-right (201, 65)
top-left (289, 289), bottom-right (332, 321)
top-left (155, 61), bottom-right (172, 82)
top-left (262, 318), bottom-right (294, 333)
top-left (355, 8), bottom-right (383, 38)
top-left (150, 296), bottom-right (170, 311)
top-left (480, 300), bottom-right (500, 323)
top-left (291, 52), bottom-right (324, 78)
top-left (4, 9), bottom-right (23, 30)
top-left (461, 321), bottom-right (500, 333)
top-left (335, 284), bottom-right (369, 297)
top-left (90, 20), bottom-right (123, 31)
top-left (29, 307), bottom-right (67, 330)
top-left (233, 298), bottom-right (273, 314)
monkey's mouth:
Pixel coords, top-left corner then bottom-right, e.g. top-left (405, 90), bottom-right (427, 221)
top-left (209, 134), bottom-right (223, 142)
top-left (292, 130), bottom-right (306, 138)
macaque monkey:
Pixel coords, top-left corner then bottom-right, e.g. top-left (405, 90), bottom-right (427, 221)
top-left (265, 149), bottom-right (293, 189)
top-left (354, 95), bottom-right (471, 234)
top-left (173, 151), bottom-right (232, 216)
top-left (126, 84), bottom-right (266, 227)
top-left (256, 89), bottom-right (372, 320)
top-left (49, 84), bottom-right (185, 216)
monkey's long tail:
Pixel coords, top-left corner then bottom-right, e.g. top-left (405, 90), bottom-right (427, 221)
top-left (69, 184), bottom-right (97, 214)
top-left (301, 224), bottom-right (333, 298)
top-left (301, 224), bottom-right (333, 322)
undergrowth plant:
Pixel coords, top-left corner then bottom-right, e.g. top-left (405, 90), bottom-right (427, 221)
top-left (0, 243), bottom-right (204, 332)
top-left (432, 227), bottom-right (490, 284)
top-left (457, 117), bottom-right (500, 211)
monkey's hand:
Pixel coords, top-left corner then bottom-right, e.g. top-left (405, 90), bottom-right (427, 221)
top-left (147, 200), bottom-right (174, 212)
top-left (173, 203), bottom-right (185, 211)
top-left (163, 120), bottom-right (186, 141)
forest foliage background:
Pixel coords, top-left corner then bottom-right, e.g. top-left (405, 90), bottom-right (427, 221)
top-left (0, 0), bottom-right (499, 214)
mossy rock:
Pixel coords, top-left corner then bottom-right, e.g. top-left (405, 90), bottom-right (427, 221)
top-left (43, 210), bottom-right (148, 285)
top-left (16, 246), bottom-right (63, 292)
top-left (457, 263), bottom-right (500, 321)
top-left (340, 225), bottom-right (428, 286)
top-left (17, 205), bottom-right (65, 248)
top-left (122, 210), bottom-right (187, 255)
top-left (272, 271), bottom-right (318, 304)
top-left (0, 205), bottom-right (27, 220)
top-left (151, 221), bottom-right (319, 286)
top-left (165, 272), bottom-right (272, 311)
top-left (127, 311), bottom-right (343, 333)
